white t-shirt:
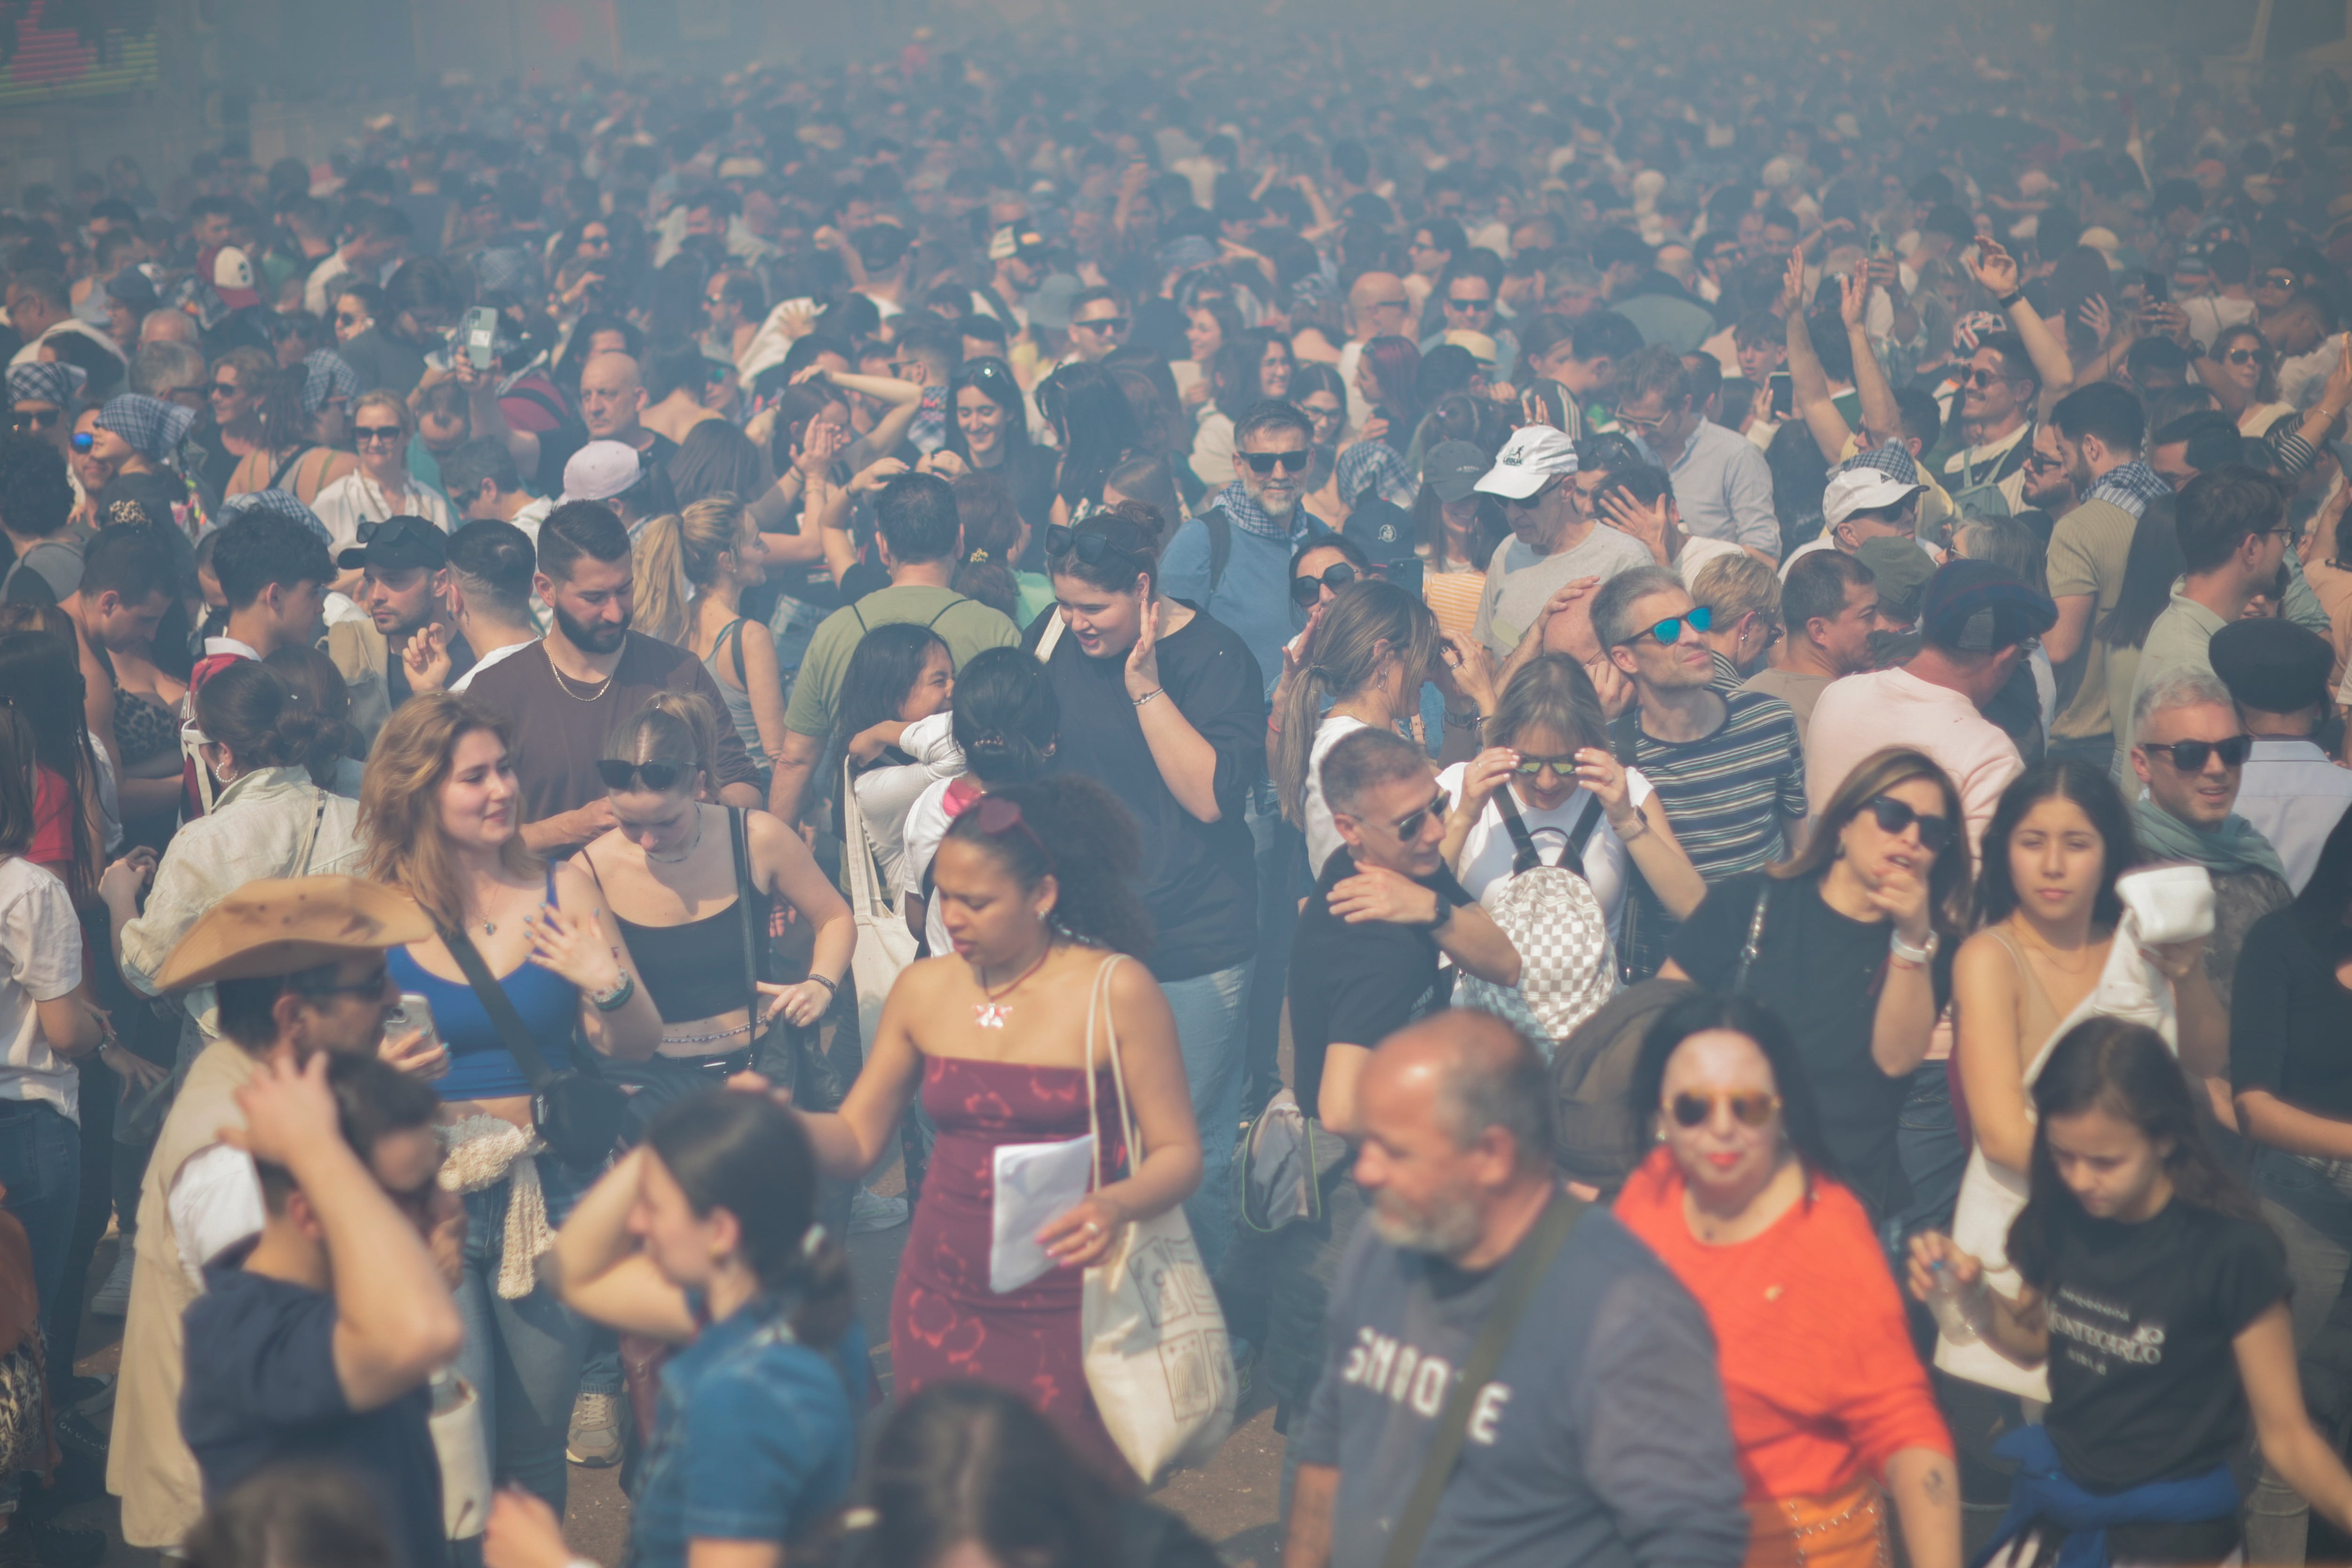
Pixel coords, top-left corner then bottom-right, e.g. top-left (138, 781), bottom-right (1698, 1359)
top-left (1434, 764), bottom-right (1653, 946)
top-left (168, 1142), bottom-right (267, 1287)
top-left (449, 637), bottom-right (535, 694)
top-left (853, 712), bottom-right (964, 892)
top-left (0, 856), bottom-right (83, 1122)
top-left (1304, 714), bottom-right (1372, 879)
top-left (899, 774), bottom-right (963, 958)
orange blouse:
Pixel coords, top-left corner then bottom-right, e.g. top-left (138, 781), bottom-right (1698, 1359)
top-left (1613, 1146), bottom-right (1951, 1504)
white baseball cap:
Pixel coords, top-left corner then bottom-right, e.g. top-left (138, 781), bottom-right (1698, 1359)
top-left (211, 246), bottom-right (260, 308)
top-left (1473, 424), bottom-right (1579, 500)
top-left (1821, 468), bottom-right (1923, 530)
top-left (560, 440), bottom-right (643, 505)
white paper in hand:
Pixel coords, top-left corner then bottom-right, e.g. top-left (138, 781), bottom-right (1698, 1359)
top-left (990, 1133), bottom-right (1096, 1295)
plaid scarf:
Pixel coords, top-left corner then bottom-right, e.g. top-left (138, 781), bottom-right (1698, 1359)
top-left (1211, 479), bottom-right (1311, 542)
top-left (2087, 460), bottom-right (2170, 519)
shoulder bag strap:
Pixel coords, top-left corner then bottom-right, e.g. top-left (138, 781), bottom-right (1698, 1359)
top-left (435, 921), bottom-right (559, 1090)
top-left (730, 806), bottom-right (762, 1024)
top-left (1083, 955), bottom-right (1131, 1190)
top-left (1730, 879), bottom-right (1773, 995)
top-left (294, 788), bottom-right (329, 875)
top-left (1491, 783), bottom-right (1544, 876)
top-left (1034, 607), bottom-right (1066, 662)
top-left (267, 446), bottom-right (306, 491)
top-left (1377, 1191), bottom-right (1586, 1568)
top-left (1563, 791), bottom-right (1605, 867)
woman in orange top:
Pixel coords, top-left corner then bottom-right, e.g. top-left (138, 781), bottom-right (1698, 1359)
top-left (1616, 991), bottom-right (1960, 1568)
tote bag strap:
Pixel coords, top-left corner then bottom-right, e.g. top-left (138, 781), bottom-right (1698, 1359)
top-left (841, 756), bottom-right (887, 916)
top-left (1035, 607), bottom-right (1066, 663)
top-left (1082, 954), bottom-right (1137, 1191)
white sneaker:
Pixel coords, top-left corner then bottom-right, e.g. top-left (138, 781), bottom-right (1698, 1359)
top-left (89, 1247), bottom-right (134, 1317)
top-left (849, 1186), bottom-right (908, 1234)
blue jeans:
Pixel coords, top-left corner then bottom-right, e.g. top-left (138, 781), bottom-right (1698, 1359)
top-left (1160, 957), bottom-right (1253, 1277)
top-left (455, 1157), bottom-right (593, 1512)
top-left (0, 1098), bottom-right (79, 1373)
top-left (1242, 780), bottom-right (1302, 1112)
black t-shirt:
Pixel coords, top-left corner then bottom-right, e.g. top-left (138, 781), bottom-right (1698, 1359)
top-left (1031, 601), bottom-right (1265, 981)
top-left (2041, 1197), bottom-right (2288, 1493)
top-left (181, 1267), bottom-right (448, 1568)
top-left (386, 628), bottom-right (476, 712)
top-left (2230, 907), bottom-right (2352, 1118)
top-left (1288, 848), bottom-right (1465, 1118)
top-left (1666, 871), bottom-right (1952, 1219)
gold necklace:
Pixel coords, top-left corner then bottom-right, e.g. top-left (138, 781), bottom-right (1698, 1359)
top-left (550, 660), bottom-right (616, 702)
top-left (645, 809), bottom-right (705, 865)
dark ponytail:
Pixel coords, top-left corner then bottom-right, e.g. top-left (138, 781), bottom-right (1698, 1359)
top-left (943, 775), bottom-right (1152, 957)
top-left (644, 1090), bottom-right (852, 1347)
top-left (193, 660), bottom-right (326, 780)
top-left (263, 645), bottom-right (360, 788)
top-left (950, 647), bottom-right (1058, 788)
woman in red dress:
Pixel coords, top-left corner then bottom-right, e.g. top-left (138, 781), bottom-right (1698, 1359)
top-left (795, 774), bottom-right (1203, 1480)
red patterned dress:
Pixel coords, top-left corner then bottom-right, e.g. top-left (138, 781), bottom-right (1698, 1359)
top-left (889, 1054), bottom-right (1131, 1481)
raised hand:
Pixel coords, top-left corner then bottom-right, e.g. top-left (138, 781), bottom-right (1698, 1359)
top-left (1968, 238), bottom-right (2021, 299)
top-left (1124, 576), bottom-right (1162, 700)
top-left (402, 623), bottom-right (454, 695)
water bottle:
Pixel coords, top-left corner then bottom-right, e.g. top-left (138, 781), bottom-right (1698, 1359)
top-left (1925, 1258), bottom-right (1979, 1345)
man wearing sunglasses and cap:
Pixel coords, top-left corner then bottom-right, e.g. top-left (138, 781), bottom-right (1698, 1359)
top-left (326, 515), bottom-right (474, 750)
top-left (1806, 559), bottom-right (2053, 863)
top-left (1468, 422), bottom-right (1651, 660)
top-left (110, 876), bottom-right (449, 1557)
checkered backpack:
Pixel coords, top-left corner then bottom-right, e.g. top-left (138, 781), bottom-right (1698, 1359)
top-left (1450, 787), bottom-right (1619, 1053)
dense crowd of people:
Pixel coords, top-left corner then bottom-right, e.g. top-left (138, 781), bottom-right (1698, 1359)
top-left (19, 4), bottom-right (2352, 1565)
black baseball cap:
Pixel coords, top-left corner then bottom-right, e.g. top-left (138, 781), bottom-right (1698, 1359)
top-left (336, 514), bottom-right (448, 573)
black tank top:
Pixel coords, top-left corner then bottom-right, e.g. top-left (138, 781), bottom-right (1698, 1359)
top-left (612, 901), bottom-right (747, 1021)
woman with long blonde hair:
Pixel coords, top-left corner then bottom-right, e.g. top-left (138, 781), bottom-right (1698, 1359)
top-left (630, 495), bottom-right (788, 796)
top-left (359, 692), bottom-right (660, 1515)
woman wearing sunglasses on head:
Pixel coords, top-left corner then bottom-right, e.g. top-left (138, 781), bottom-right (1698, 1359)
top-left (1616, 992), bottom-right (1960, 1568)
top-left (1659, 748), bottom-right (1971, 1222)
top-left (945, 358), bottom-right (1058, 542)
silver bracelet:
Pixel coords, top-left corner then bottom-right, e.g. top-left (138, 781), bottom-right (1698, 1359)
top-left (1133, 687), bottom-right (1164, 708)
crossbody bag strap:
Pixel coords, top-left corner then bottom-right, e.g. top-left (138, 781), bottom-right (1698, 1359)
top-left (729, 806), bottom-right (761, 1025)
top-left (1491, 784), bottom-right (1545, 876)
top-left (1730, 878), bottom-right (1773, 994)
top-left (435, 922), bottom-right (559, 1090)
top-left (1378, 1191), bottom-right (1586, 1568)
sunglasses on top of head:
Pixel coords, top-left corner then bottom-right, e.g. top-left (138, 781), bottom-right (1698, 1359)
top-left (1862, 793), bottom-right (1954, 854)
top-left (1290, 561), bottom-right (1367, 605)
top-left (595, 759), bottom-right (691, 792)
top-left (1045, 524), bottom-right (1148, 576)
top-left (1240, 449), bottom-right (1311, 476)
top-left (1613, 604), bottom-right (1712, 647)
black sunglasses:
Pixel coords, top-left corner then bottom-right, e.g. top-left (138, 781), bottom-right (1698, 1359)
top-left (1045, 523), bottom-right (1148, 576)
top-left (354, 424), bottom-right (404, 443)
top-left (1390, 787), bottom-right (1453, 841)
top-left (1290, 562), bottom-right (1363, 605)
top-left (1073, 316), bottom-right (1128, 334)
top-left (596, 759), bottom-right (692, 792)
top-left (11, 408), bottom-right (59, 430)
top-left (1864, 794), bottom-right (1954, 855)
top-left (1241, 449), bottom-right (1311, 476)
top-left (2141, 735), bottom-right (2252, 772)
top-left (1444, 295), bottom-right (1494, 311)
top-left (207, 381), bottom-right (240, 397)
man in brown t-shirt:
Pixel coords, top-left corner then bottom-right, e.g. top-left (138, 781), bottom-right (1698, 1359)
top-left (463, 500), bottom-right (761, 854)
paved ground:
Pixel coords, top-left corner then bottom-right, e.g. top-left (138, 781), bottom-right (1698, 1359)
top-left (51, 1142), bottom-right (1287, 1568)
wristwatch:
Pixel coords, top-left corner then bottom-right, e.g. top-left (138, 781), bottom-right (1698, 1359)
top-left (1889, 929), bottom-right (1939, 966)
top-left (1426, 888), bottom-right (1461, 931)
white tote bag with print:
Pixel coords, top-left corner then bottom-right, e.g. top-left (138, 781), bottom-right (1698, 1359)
top-left (1078, 955), bottom-right (1236, 1483)
top-left (842, 758), bottom-right (921, 1047)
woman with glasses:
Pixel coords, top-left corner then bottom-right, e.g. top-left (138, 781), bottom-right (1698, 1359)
top-left (197, 349), bottom-right (273, 499)
top-left (310, 391), bottom-right (454, 568)
top-left (1337, 336), bottom-right (1422, 510)
top-left (2205, 324), bottom-right (2296, 439)
top-left (359, 692), bottom-right (661, 1515)
top-left (1288, 362), bottom-right (1352, 530)
top-left (945, 357), bottom-right (1057, 539)
top-left (1037, 502), bottom-right (1263, 1272)
top-left (1173, 296), bottom-right (1244, 412)
top-left (1660, 747), bottom-right (1970, 1221)
top-left (223, 363), bottom-right (360, 506)
top-left (1616, 992), bottom-right (1960, 1568)
top-left (1189, 330), bottom-right (1296, 489)
top-left (795, 772), bottom-right (1202, 1482)
top-left (1438, 653), bottom-right (1700, 960)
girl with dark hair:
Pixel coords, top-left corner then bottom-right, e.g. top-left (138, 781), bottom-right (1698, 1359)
top-left (2097, 493), bottom-right (2184, 746)
top-left (223, 364), bottom-right (358, 504)
top-left (896, 645), bottom-right (1058, 957)
top-left (260, 644), bottom-right (365, 797)
top-left (1337, 335), bottom-right (1422, 509)
top-left (1038, 502), bottom-right (1267, 1270)
top-left (948, 469), bottom-right (1046, 626)
top-left (1274, 578), bottom-right (1443, 875)
top-left (945, 358), bottom-right (1058, 541)
top-left (0, 629), bottom-right (106, 902)
top-left (847, 1382), bottom-right (1220, 1568)
top-left (1191, 329), bottom-right (1297, 487)
top-left (492, 1091), bottom-right (864, 1568)
top-left (1174, 297), bottom-right (1245, 412)
top-left (795, 774), bottom-right (1203, 1481)
top-left (1661, 747), bottom-right (1970, 1218)
top-left (665, 418), bottom-right (767, 511)
top-left (1911, 1019), bottom-right (2352, 1565)
top-left (1618, 992), bottom-right (1959, 1568)
top-left (835, 623), bottom-right (958, 891)
top-left (1289, 362), bottom-right (1352, 530)
top-left (1038, 360), bottom-right (1144, 523)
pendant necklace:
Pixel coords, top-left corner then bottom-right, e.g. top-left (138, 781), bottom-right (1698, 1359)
top-left (973, 946), bottom-right (1052, 1029)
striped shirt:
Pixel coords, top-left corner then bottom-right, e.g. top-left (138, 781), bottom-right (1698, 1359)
top-left (1609, 689), bottom-right (1806, 979)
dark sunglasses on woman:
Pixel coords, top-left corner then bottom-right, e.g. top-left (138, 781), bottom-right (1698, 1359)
top-left (1669, 1090), bottom-right (1782, 1129)
top-left (1865, 794), bottom-right (1954, 854)
top-left (1289, 562), bottom-right (1365, 605)
top-left (596, 760), bottom-right (690, 792)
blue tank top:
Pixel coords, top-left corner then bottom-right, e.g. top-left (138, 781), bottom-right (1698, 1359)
top-left (387, 870), bottom-right (579, 1100)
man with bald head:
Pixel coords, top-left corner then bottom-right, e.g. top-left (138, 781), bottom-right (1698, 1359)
top-left (577, 350), bottom-right (678, 487)
top-left (1285, 1010), bottom-right (1746, 1568)
top-left (1342, 270), bottom-right (1414, 431)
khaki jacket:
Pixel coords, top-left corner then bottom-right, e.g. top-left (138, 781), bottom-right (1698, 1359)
top-left (326, 617), bottom-right (392, 753)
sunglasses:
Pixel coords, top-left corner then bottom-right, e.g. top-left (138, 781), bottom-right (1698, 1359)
top-left (354, 425), bottom-right (404, 443)
top-left (1044, 523), bottom-right (1148, 576)
top-left (1962, 368), bottom-right (2013, 388)
top-left (2224, 348), bottom-right (2265, 366)
top-left (2140, 735), bottom-right (2252, 771)
top-left (1616, 604), bottom-right (1713, 646)
top-left (1863, 794), bottom-right (1954, 854)
top-left (336, 312), bottom-right (367, 326)
top-left (1668, 1090), bottom-right (1782, 1129)
top-left (70, 431), bottom-right (94, 453)
top-left (11, 407), bottom-right (59, 430)
top-left (2023, 450), bottom-right (2065, 472)
top-left (1389, 787), bottom-right (1452, 841)
top-left (2257, 271), bottom-right (2297, 289)
top-left (1511, 751), bottom-right (1580, 777)
top-left (1241, 449), bottom-right (1312, 476)
top-left (207, 381), bottom-right (240, 397)
top-left (1290, 562), bottom-right (1363, 605)
top-left (1444, 295), bottom-right (1494, 312)
top-left (1073, 316), bottom-right (1128, 334)
top-left (596, 759), bottom-right (692, 792)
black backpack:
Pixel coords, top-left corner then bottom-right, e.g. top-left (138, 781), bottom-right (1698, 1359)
top-left (1549, 977), bottom-right (1695, 1194)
